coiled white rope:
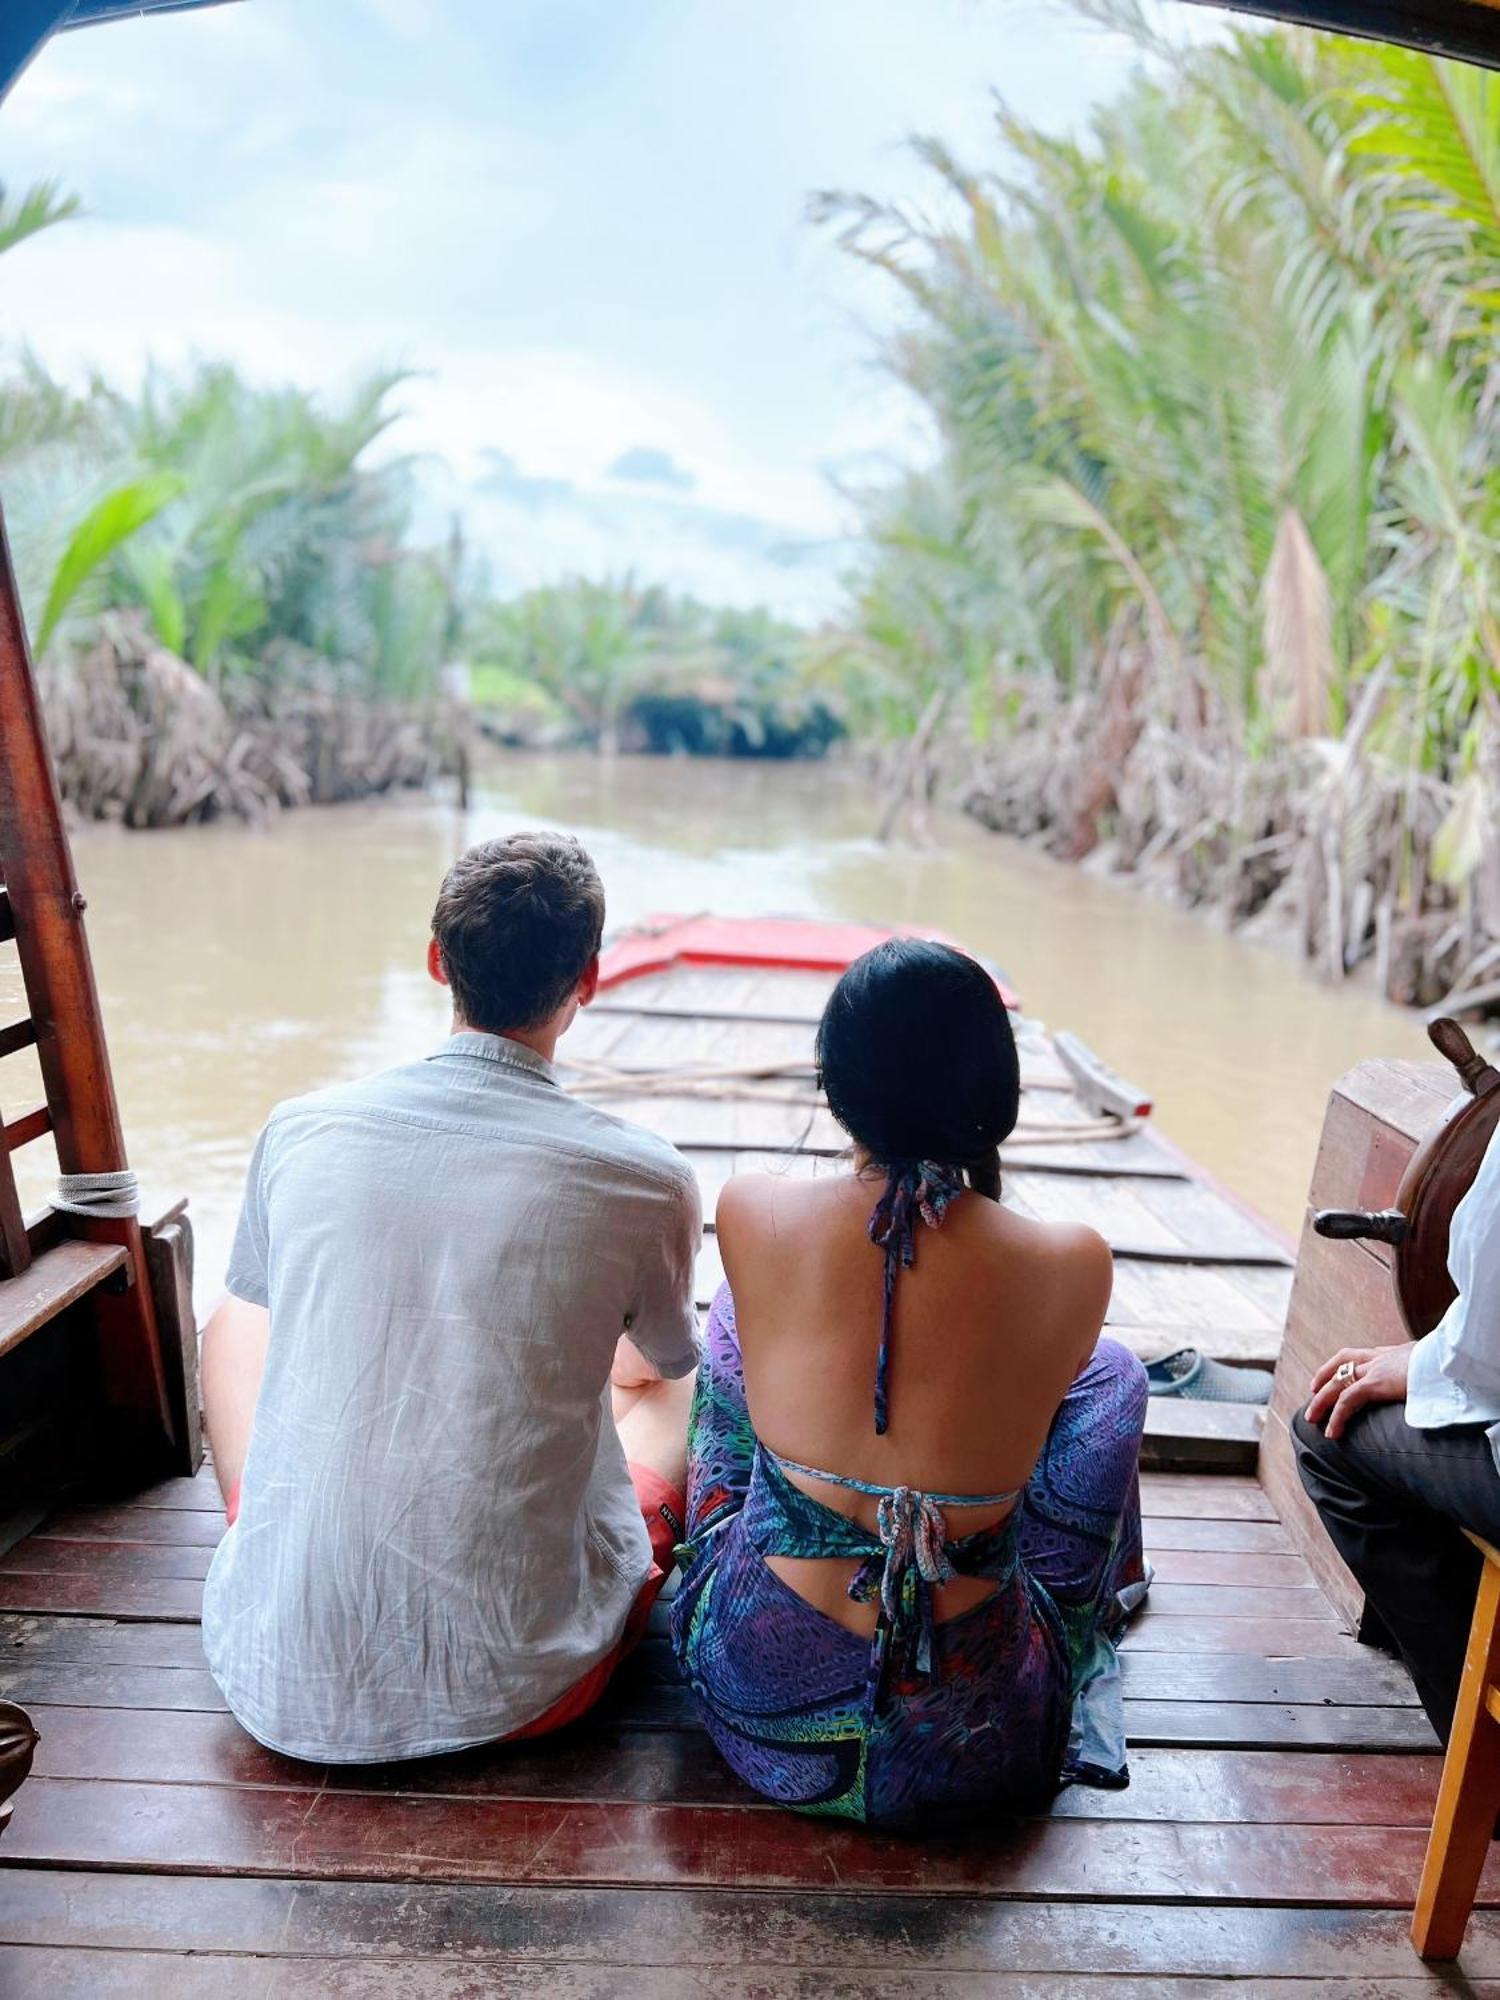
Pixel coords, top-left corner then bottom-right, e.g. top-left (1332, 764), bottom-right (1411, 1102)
top-left (52, 1169), bottom-right (140, 1219)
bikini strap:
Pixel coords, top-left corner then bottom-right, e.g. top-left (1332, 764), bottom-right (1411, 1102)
top-left (768, 1448), bottom-right (1020, 1512)
top-left (764, 1447), bottom-right (1021, 1676)
top-left (866, 1160), bottom-right (965, 1434)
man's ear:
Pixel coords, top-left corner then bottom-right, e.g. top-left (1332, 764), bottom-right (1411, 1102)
top-left (427, 937), bottom-right (450, 989)
top-left (577, 953), bottom-right (601, 1009)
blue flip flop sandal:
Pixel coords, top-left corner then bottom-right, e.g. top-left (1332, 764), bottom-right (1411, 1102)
top-left (1145, 1347), bottom-right (1272, 1405)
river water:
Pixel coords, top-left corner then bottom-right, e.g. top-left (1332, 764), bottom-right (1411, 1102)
top-left (9, 750), bottom-right (1429, 1305)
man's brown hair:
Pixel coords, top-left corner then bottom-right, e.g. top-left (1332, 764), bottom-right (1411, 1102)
top-left (432, 833), bottom-right (605, 1033)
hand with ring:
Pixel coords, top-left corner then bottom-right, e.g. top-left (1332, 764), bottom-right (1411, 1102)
top-left (1305, 1345), bottom-right (1411, 1442)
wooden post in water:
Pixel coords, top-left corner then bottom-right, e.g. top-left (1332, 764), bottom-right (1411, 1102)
top-left (0, 500), bottom-right (180, 1470)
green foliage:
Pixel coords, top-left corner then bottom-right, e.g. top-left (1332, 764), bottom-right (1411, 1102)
top-left (0, 180), bottom-right (79, 257)
top-left (2, 350), bottom-right (464, 706)
top-left (822, 14), bottom-right (1500, 871)
top-left (33, 472), bottom-right (184, 655)
top-left (469, 580), bottom-right (837, 755)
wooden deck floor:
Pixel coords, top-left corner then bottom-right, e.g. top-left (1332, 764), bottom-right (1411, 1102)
top-left (0, 940), bottom-right (1474, 1990)
top-left (1, 1461), bottom-right (1493, 1995)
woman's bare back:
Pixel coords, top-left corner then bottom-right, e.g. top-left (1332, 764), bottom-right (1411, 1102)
top-left (717, 1168), bottom-right (1113, 1633)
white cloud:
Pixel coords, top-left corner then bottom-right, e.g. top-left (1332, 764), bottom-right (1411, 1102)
top-left (0, 0), bottom-right (1211, 614)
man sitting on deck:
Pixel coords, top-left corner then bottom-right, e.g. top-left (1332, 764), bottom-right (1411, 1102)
top-left (197, 832), bottom-right (701, 1763)
top-left (1295, 1119), bottom-right (1500, 1741)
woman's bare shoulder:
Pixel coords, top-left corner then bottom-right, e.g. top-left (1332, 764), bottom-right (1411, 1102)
top-left (991, 1208), bottom-right (1113, 1321)
top-left (718, 1168), bottom-right (851, 1248)
top-left (716, 1170), bottom-right (801, 1247)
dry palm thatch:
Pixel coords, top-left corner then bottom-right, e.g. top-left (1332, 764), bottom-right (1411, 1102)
top-left (1260, 510), bottom-right (1336, 743)
top-left (40, 613), bottom-right (463, 828)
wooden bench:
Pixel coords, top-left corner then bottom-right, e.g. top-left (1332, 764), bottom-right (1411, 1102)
top-left (1414, 1533), bottom-right (1500, 1960)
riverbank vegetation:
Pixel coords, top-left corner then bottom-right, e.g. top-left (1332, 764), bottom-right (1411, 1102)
top-left (469, 584), bottom-right (839, 758)
top-left (0, 198), bottom-right (470, 823)
top-left (0, 188), bottom-right (837, 824)
top-left (821, 10), bottom-right (1499, 1011)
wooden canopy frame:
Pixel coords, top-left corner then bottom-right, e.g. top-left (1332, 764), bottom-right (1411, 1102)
top-left (0, 0), bottom-right (1496, 106)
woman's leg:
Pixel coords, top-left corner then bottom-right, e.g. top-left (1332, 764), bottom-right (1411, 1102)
top-left (1020, 1335), bottom-right (1150, 1622)
top-left (682, 1282), bottom-right (757, 1545)
top-left (1019, 1336), bottom-right (1149, 1785)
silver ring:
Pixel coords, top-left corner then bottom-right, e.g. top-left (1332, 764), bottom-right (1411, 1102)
top-left (1335, 1361), bottom-right (1358, 1384)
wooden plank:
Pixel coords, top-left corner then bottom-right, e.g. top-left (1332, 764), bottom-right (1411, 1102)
top-left (1143, 1548), bottom-right (1314, 1587)
top-left (0, 1238), bottom-right (127, 1363)
top-left (0, 1612), bottom-right (209, 1667)
top-left (0, 1538), bottom-right (213, 1580)
top-left (1140, 1514), bottom-right (1292, 1554)
top-left (38, 1503), bottom-right (224, 1546)
top-left (17, 1702), bottom-right (1437, 1800)
top-left (1109, 1260), bottom-right (1284, 1335)
top-left (9, 1872), bottom-right (1500, 1981)
top-left (1, 1664), bottom-right (1423, 1750)
top-left (8, 1948), bottom-right (1500, 2000)
top-left (0, 1572), bottom-right (202, 1620)
top-left (1000, 1148), bottom-right (1189, 1182)
top-left (1117, 1650), bottom-right (1418, 1706)
top-left (1119, 1701), bottom-right (1435, 1750)
top-left (103, 1465), bottom-right (221, 1511)
top-left (5, 1953), bottom-right (683, 1999)
top-left (4, 1615), bottom-right (1406, 1707)
top-left (0, 1662), bottom-right (226, 1710)
top-left (1141, 1401), bottom-right (1263, 1474)
top-left (6, 1773), bottom-right (1496, 1903)
top-left (1139, 1582), bottom-right (1331, 1619)
top-left (1130, 1175), bottom-right (1292, 1262)
top-left (1122, 1616), bottom-right (1362, 1658)
top-left (1139, 1474), bottom-right (1277, 1521)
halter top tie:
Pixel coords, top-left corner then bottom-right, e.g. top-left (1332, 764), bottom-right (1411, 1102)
top-left (761, 1448), bottom-right (1022, 1678)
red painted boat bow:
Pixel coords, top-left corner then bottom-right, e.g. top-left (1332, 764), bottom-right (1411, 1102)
top-left (596, 913), bottom-right (1021, 1011)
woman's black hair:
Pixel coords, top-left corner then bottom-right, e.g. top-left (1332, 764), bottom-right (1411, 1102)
top-left (815, 938), bottom-right (1020, 1201)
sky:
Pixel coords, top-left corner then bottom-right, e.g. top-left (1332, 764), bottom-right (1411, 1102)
top-left (0, 0), bottom-right (1193, 620)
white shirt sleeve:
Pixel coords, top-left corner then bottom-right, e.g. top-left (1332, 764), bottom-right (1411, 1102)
top-left (626, 1164), bottom-right (703, 1379)
top-left (1406, 1119), bottom-right (1500, 1429)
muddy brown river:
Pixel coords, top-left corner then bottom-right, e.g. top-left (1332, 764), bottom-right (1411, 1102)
top-left (5, 750), bottom-right (1429, 1305)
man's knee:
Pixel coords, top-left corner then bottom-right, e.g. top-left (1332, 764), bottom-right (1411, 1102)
top-left (1291, 1405), bottom-right (1325, 1465)
top-left (1292, 1405), bottom-right (1348, 1501)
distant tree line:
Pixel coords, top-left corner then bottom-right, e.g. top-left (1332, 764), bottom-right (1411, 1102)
top-left (467, 582), bottom-right (840, 759)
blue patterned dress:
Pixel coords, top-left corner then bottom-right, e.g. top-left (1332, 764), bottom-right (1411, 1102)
top-left (671, 1280), bottom-right (1150, 1831)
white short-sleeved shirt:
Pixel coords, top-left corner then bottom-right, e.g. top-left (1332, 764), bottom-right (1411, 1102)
top-left (201, 1030), bottom-right (701, 1762)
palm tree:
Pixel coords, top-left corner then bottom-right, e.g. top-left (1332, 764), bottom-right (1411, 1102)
top-left (821, 11), bottom-right (1497, 985)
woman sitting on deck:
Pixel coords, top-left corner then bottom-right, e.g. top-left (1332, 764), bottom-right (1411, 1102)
top-left (671, 940), bottom-right (1150, 1831)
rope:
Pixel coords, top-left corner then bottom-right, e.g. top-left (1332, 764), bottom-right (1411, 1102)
top-left (561, 1054), bottom-right (1137, 1144)
top-left (52, 1169), bottom-right (140, 1219)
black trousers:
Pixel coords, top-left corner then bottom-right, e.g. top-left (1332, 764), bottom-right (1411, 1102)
top-left (1293, 1403), bottom-right (1500, 1740)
